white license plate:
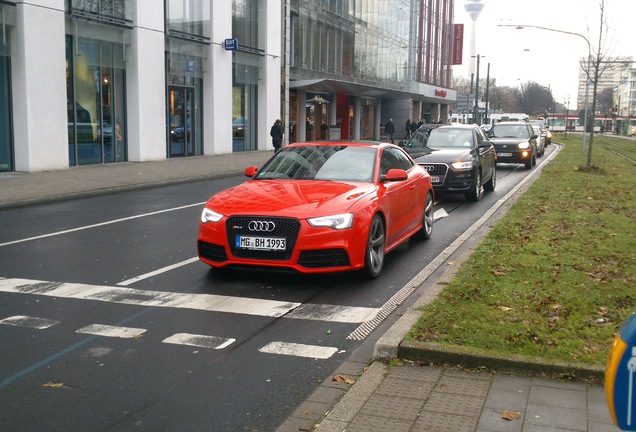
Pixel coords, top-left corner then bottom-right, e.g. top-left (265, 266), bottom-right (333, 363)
top-left (236, 235), bottom-right (286, 251)
top-left (497, 152), bottom-right (512, 157)
top-left (430, 176), bottom-right (441, 184)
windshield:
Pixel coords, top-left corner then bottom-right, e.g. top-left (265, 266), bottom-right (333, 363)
top-left (426, 128), bottom-right (474, 148)
top-left (488, 124), bottom-right (529, 139)
top-left (254, 145), bottom-right (377, 182)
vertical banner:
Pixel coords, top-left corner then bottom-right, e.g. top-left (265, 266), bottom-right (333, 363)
top-left (453, 24), bottom-right (464, 65)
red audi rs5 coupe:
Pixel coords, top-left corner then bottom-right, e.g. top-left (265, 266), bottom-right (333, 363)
top-left (198, 141), bottom-right (434, 278)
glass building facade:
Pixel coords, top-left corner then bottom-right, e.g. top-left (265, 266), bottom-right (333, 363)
top-left (3, 0), bottom-right (455, 173)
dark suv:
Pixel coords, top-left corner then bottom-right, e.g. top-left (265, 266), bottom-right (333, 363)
top-left (404, 124), bottom-right (496, 202)
top-left (487, 121), bottom-right (537, 169)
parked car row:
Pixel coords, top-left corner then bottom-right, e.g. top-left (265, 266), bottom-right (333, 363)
top-left (195, 119), bottom-right (550, 279)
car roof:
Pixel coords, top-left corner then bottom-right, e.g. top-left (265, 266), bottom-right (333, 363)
top-left (285, 140), bottom-right (394, 149)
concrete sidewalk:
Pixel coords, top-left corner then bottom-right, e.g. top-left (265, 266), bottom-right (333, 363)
top-left (0, 151), bottom-right (620, 432)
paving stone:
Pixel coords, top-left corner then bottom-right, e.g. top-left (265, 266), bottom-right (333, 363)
top-left (424, 391), bottom-right (485, 417)
top-left (345, 415), bottom-right (413, 432)
top-left (374, 376), bottom-right (435, 400)
top-left (412, 411), bottom-right (479, 432)
top-left (358, 394), bottom-right (424, 421)
top-left (525, 403), bottom-right (587, 431)
top-left (289, 400), bottom-right (331, 422)
top-left (305, 385), bottom-right (344, 404)
top-left (390, 364), bottom-right (442, 382)
top-left (436, 374), bottom-right (492, 398)
top-left (528, 385), bottom-right (587, 410)
top-left (475, 406), bottom-right (523, 432)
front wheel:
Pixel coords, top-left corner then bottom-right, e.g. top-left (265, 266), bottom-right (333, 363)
top-left (416, 191), bottom-right (434, 240)
top-left (483, 166), bottom-right (496, 192)
top-left (363, 215), bottom-right (386, 279)
top-left (465, 170), bottom-right (483, 202)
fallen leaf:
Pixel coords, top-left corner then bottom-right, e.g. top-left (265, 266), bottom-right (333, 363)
top-left (498, 306), bottom-right (512, 312)
top-left (493, 271), bottom-right (507, 276)
top-left (332, 374), bottom-right (355, 385)
top-left (43, 382), bottom-right (64, 388)
top-left (501, 410), bottom-right (522, 421)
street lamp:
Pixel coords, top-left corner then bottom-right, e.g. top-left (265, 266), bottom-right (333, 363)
top-left (498, 24), bottom-right (592, 153)
top-left (472, 54), bottom-right (485, 124)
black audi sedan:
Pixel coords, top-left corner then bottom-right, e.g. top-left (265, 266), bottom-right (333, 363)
top-left (404, 124), bottom-right (496, 202)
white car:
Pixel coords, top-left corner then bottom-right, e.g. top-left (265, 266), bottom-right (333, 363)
top-left (531, 125), bottom-right (546, 157)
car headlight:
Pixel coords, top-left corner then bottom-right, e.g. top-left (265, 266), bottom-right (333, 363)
top-left (451, 161), bottom-right (473, 170)
top-left (518, 142), bottom-right (530, 149)
top-left (307, 213), bottom-right (354, 230)
top-left (201, 208), bottom-right (223, 223)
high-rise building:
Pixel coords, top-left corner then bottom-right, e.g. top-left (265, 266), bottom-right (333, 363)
top-left (577, 56), bottom-right (633, 112)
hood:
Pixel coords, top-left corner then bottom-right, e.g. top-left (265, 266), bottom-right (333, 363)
top-left (413, 147), bottom-right (474, 163)
top-left (489, 137), bottom-right (527, 146)
top-left (206, 180), bottom-right (377, 218)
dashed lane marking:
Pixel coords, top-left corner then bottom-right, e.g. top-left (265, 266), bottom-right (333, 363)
top-left (0, 315), bottom-right (60, 329)
top-left (259, 341), bottom-right (339, 359)
top-left (0, 278), bottom-right (379, 323)
top-left (76, 324), bottom-right (147, 339)
top-left (162, 333), bottom-right (236, 349)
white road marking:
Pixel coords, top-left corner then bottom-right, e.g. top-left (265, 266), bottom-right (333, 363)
top-left (433, 208), bottom-right (448, 221)
top-left (76, 324), bottom-right (146, 339)
top-left (118, 257), bottom-right (200, 286)
top-left (0, 278), bottom-right (379, 323)
top-left (259, 341), bottom-right (338, 359)
top-left (0, 202), bottom-right (206, 248)
top-left (162, 333), bottom-right (236, 349)
top-left (0, 315), bottom-right (59, 329)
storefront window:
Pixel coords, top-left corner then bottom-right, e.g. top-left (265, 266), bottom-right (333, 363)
top-left (166, 0), bottom-right (210, 40)
top-left (0, 2), bottom-right (15, 172)
top-left (66, 35), bottom-right (127, 165)
top-left (66, 0), bottom-right (132, 23)
top-left (232, 0), bottom-right (261, 152)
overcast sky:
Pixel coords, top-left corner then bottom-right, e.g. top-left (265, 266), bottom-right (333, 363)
top-left (452, 0), bottom-right (635, 106)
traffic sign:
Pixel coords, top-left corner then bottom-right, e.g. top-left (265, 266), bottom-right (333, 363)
top-left (224, 38), bottom-right (238, 51)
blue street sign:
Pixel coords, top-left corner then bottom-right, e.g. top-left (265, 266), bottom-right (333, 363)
top-left (224, 38), bottom-right (238, 51)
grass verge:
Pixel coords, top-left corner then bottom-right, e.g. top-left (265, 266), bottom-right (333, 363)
top-left (405, 134), bottom-right (636, 374)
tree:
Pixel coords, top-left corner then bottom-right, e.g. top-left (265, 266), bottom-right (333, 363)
top-left (519, 82), bottom-right (553, 117)
top-left (597, 87), bottom-right (614, 114)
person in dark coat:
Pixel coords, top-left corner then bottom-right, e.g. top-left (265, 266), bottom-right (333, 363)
top-left (385, 118), bottom-right (395, 143)
top-left (270, 119), bottom-right (283, 153)
top-left (405, 119), bottom-right (412, 139)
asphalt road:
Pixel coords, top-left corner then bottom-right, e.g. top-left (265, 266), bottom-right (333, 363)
top-left (0, 147), bottom-right (555, 431)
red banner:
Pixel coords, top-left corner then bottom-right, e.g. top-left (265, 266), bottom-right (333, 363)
top-left (453, 24), bottom-right (464, 65)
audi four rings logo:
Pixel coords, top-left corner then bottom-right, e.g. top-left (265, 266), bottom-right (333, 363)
top-left (248, 221), bottom-right (276, 232)
top-left (424, 165), bottom-right (435, 172)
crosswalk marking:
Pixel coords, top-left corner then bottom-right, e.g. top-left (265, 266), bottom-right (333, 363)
top-left (76, 324), bottom-right (146, 339)
top-left (162, 333), bottom-right (235, 349)
top-left (0, 278), bottom-right (379, 323)
top-left (0, 315), bottom-right (59, 329)
top-left (259, 341), bottom-right (338, 359)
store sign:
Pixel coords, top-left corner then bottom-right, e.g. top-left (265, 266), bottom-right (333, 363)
top-left (224, 38), bottom-right (238, 51)
top-left (453, 24), bottom-right (464, 65)
top-left (435, 89), bottom-right (447, 98)
top-left (186, 59), bottom-right (195, 72)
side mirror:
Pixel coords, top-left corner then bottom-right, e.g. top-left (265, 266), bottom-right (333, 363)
top-left (381, 168), bottom-right (408, 182)
top-left (244, 166), bottom-right (258, 177)
top-left (531, 134), bottom-right (538, 140)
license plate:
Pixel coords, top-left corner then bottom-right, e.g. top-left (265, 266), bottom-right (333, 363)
top-left (497, 152), bottom-right (512, 157)
top-left (236, 235), bottom-right (286, 251)
top-left (430, 176), bottom-right (441, 184)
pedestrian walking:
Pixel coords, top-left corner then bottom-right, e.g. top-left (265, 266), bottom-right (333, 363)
top-left (405, 119), bottom-right (412, 139)
top-left (270, 119), bottom-right (283, 153)
top-left (385, 118), bottom-right (395, 143)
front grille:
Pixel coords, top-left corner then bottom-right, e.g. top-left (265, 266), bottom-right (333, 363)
top-left (198, 241), bottom-right (228, 262)
top-left (298, 249), bottom-right (350, 268)
top-left (226, 216), bottom-right (301, 261)
top-left (420, 163), bottom-right (448, 177)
